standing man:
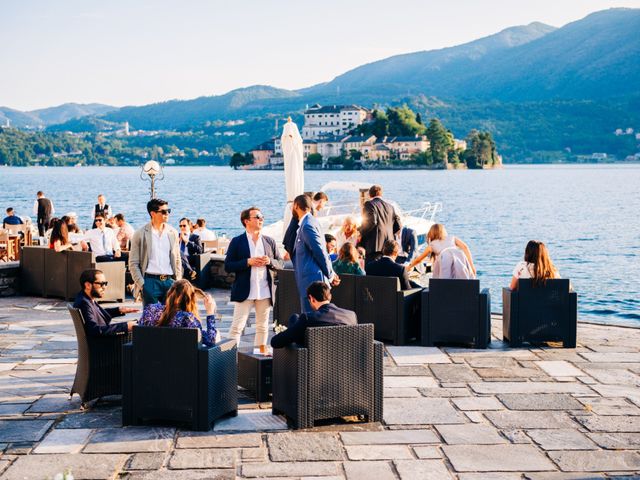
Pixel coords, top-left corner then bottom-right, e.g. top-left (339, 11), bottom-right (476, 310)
top-left (129, 198), bottom-right (182, 306)
top-left (33, 191), bottom-right (54, 237)
top-left (178, 218), bottom-right (203, 281)
top-left (73, 269), bottom-right (137, 336)
top-left (291, 194), bottom-right (339, 312)
top-left (3, 208), bottom-right (24, 228)
top-left (312, 191), bottom-right (329, 213)
top-left (397, 225), bottom-right (417, 264)
top-left (225, 207), bottom-right (283, 347)
top-left (91, 194), bottom-right (112, 229)
top-left (83, 213), bottom-right (122, 262)
top-left (358, 184), bottom-right (401, 263)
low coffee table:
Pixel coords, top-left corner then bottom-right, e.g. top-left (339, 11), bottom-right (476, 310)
top-left (238, 348), bottom-right (273, 402)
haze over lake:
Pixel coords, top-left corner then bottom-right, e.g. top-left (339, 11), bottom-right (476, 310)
top-left (1, 164), bottom-right (638, 326)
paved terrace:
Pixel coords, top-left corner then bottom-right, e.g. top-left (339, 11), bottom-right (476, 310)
top-left (0, 291), bottom-right (640, 480)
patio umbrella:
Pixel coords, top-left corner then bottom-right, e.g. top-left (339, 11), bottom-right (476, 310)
top-left (281, 118), bottom-right (304, 234)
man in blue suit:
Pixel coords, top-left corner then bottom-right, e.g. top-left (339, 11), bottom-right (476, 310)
top-left (225, 207), bottom-right (283, 346)
top-left (291, 194), bottom-right (339, 312)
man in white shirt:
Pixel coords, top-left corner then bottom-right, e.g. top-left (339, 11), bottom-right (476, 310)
top-left (224, 207), bottom-right (283, 346)
top-left (193, 218), bottom-right (218, 241)
top-left (129, 198), bottom-right (182, 306)
top-left (114, 213), bottom-right (135, 250)
top-left (83, 213), bottom-right (123, 262)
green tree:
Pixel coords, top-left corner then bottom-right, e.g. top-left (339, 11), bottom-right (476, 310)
top-left (464, 130), bottom-right (498, 168)
top-left (229, 152), bottom-right (251, 169)
top-left (306, 153), bottom-right (323, 165)
top-left (426, 118), bottom-right (454, 165)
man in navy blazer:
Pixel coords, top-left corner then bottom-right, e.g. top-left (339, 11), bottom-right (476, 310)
top-left (271, 282), bottom-right (356, 348)
top-left (73, 269), bottom-right (138, 336)
top-left (365, 240), bottom-right (414, 290)
top-left (225, 207), bottom-right (283, 346)
top-left (291, 194), bottom-right (339, 312)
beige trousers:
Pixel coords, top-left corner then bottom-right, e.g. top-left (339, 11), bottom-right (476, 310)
top-left (229, 298), bottom-right (271, 347)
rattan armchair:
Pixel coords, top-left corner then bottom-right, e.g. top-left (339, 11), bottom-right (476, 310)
top-left (68, 305), bottom-right (131, 406)
top-left (122, 326), bottom-right (238, 431)
top-left (272, 324), bottom-right (383, 429)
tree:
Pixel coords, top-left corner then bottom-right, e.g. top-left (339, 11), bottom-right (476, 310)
top-left (464, 130), bottom-right (498, 168)
top-left (415, 112), bottom-right (423, 125)
top-left (348, 149), bottom-right (362, 160)
top-left (426, 118), bottom-right (454, 165)
top-left (306, 153), bottom-right (323, 165)
top-left (229, 152), bottom-right (251, 169)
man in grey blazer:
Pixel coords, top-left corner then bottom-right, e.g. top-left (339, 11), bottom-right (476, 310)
top-left (291, 194), bottom-right (339, 312)
top-left (358, 184), bottom-right (401, 263)
top-left (129, 198), bottom-right (182, 306)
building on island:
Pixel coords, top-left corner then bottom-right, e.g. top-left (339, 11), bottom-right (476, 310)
top-left (250, 140), bottom-right (275, 167)
top-left (302, 104), bottom-right (370, 140)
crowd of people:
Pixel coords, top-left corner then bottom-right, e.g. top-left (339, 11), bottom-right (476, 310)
top-left (10, 185), bottom-right (561, 354)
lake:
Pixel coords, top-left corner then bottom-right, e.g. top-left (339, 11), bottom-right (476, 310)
top-left (1, 164), bottom-right (639, 326)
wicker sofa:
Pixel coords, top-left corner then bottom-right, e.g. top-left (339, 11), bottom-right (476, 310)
top-left (272, 324), bottom-right (383, 429)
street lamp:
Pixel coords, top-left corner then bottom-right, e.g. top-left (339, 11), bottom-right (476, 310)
top-left (140, 160), bottom-right (164, 199)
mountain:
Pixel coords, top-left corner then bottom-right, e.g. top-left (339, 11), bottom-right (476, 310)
top-left (0, 107), bottom-right (41, 129)
top-left (0, 103), bottom-right (115, 128)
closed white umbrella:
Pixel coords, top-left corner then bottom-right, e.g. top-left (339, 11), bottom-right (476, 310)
top-left (281, 118), bottom-right (304, 233)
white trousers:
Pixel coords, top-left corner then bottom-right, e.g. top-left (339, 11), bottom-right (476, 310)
top-left (229, 298), bottom-right (271, 347)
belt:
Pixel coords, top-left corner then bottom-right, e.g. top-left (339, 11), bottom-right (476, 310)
top-left (144, 273), bottom-right (174, 281)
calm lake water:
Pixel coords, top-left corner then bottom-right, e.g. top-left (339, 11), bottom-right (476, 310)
top-left (1, 164), bottom-right (639, 326)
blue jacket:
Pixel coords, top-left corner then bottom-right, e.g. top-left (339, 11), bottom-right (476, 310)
top-left (73, 291), bottom-right (128, 336)
top-left (292, 213), bottom-right (334, 292)
top-left (224, 232), bottom-right (283, 303)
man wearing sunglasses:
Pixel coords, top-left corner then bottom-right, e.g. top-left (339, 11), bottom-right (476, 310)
top-left (129, 198), bottom-right (182, 306)
top-left (83, 213), bottom-right (123, 262)
top-left (73, 269), bottom-right (138, 336)
top-left (225, 206), bottom-right (283, 346)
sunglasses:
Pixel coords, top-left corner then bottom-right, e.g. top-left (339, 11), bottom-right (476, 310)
top-left (156, 209), bottom-right (171, 214)
top-left (95, 219), bottom-right (104, 223)
top-left (93, 281), bottom-right (109, 287)
top-left (250, 214), bottom-right (264, 220)
top-left (179, 224), bottom-right (188, 228)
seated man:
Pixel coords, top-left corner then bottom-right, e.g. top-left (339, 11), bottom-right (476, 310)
top-left (271, 281), bottom-right (356, 348)
top-left (73, 269), bottom-right (137, 336)
top-left (83, 213), bottom-right (124, 262)
top-left (3, 207), bottom-right (24, 228)
top-left (325, 233), bottom-right (338, 262)
top-left (365, 239), bottom-right (413, 290)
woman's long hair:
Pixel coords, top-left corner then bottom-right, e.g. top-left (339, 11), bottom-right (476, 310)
top-left (427, 223), bottom-right (447, 243)
top-left (158, 279), bottom-right (205, 326)
top-left (50, 220), bottom-right (68, 246)
top-left (338, 242), bottom-right (358, 263)
top-left (524, 240), bottom-right (558, 287)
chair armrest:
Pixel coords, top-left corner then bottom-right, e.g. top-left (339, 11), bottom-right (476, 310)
top-left (272, 345), bottom-right (309, 427)
top-left (198, 339), bottom-right (238, 424)
top-left (399, 287), bottom-right (422, 298)
top-left (479, 288), bottom-right (491, 347)
top-left (502, 287), bottom-right (517, 343)
top-left (373, 341), bottom-right (384, 422)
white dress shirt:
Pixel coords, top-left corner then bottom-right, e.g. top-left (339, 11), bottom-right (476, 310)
top-left (84, 227), bottom-right (120, 256)
top-left (194, 227), bottom-right (218, 241)
top-left (246, 232), bottom-right (270, 300)
top-left (145, 226), bottom-right (174, 275)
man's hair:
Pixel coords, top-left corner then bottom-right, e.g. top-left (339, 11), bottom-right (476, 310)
top-left (94, 213), bottom-right (105, 220)
top-left (79, 269), bottom-right (103, 288)
top-left (196, 218), bottom-right (206, 228)
top-left (6, 207), bottom-right (13, 214)
top-left (368, 184), bottom-right (383, 198)
top-left (179, 217), bottom-right (192, 227)
top-left (382, 239), bottom-right (399, 256)
top-left (240, 207), bottom-right (260, 227)
top-left (306, 281), bottom-right (331, 302)
top-left (114, 213), bottom-right (125, 222)
top-left (293, 194), bottom-right (312, 211)
top-left (98, 194), bottom-right (105, 199)
top-left (324, 233), bottom-right (336, 243)
top-left (36, 191), bottom-right (43, 197)
top-left (313, 191), bottom-right (328, 202)
top-left (147, 198), bottom-right (168, 215)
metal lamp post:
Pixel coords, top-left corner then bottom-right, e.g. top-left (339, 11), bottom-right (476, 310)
top-left (140, 160), bottom-right (164, 199)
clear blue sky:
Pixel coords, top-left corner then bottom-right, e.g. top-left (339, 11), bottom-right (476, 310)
top-left (1, 0), bottom-right (638, 110)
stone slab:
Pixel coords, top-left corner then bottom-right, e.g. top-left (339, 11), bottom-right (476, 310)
top-left (484, 411), bottom-right (575, 429)
top-left (535, 361), bottom-right (584, 377)
top-left (346, 444), bottom-right (412, 460)
top-left (127, 452), bottom-right (166, 470)
top-left (33, 428), bottom-right (92, 454)
top-left (430, 364), bottom-right (480, 382)
top-left (84, 427), bottom-right (175, 453)
top-left (581, 367), bottom-right (640, 386)
top-left (384, 376), bottom-right (437, 388)
top-left (176, 432), bottom-right (262, 449)
top-left (420, 387), bottom-right (470, 397)
top-left (0, 404), bottom-right (29, 416)
top-left (526, 429), bottom-right (596, 450)
top-left (394, 459), bottom-right (454, 479)
top-left (214, 409), bottom-right (288, 432)
top-left (241, 461), bottom-right (339, 477)
top-left (497, 393), bottom-right (583, 411)
top-left (125, 470), bottom-right (234, 479)
top-left (1, 453), bottom-right (127, 480)
top-left (340, 429), bottom-right (439, 445)
top-left (343, 461), bottom-right (396, 480)
top-left (412, 446), bottom-right (441, 459)
top-left (548, 450), bottom-right (640, 472)
top-left (576, 397), bottom-right (640, 415)
top-left (268, 432), bottom-right (343, 461)
top-left (459, 475), bottom-right (521, 480)
top-left (452, 397), bottom-right (503, 411)
top-left (467, 357), bottom-right (520, 368)
top-left (57, 410), bottom-right (123, 429)
top-left (386, 346), bottom-right (451, 364)
top-left (469, 382), bottom-right (592, 395)
top-left (575, 415), bottom-right (640, 432)
top-left (587, 432), bottom-right (640, 449)
top-left (169, 448), bottom-right (236, 469)
top-left (443, 444), bottom-right (555, 472)
top-left (580, 352), bottom-right (640, 363)
top-left (384, 398), bottom-right (465, 425)
top-left (436, 424), bottom-right (507, 445)
top-left (0, 419), bottom-right (53, 442)
top-left (589, 384), bottom-right (640, 404)
top-left (27, 393), bottom-right (82, 413)
top-left (383, 387), bottom-right (421, 397)
top-left (384, 365), bottom-right (431, 376)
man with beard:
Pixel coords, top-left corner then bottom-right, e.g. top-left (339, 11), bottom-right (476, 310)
top-left (73, 269), bottom-right (138, 336)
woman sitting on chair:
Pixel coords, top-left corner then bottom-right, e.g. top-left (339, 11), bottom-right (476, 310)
top-left (510, 240), bottom-right (560, 290)
top-left (332, 242), bottom-right (365, 276)
top-left (139, 279), bottom-right (218, 346)
top-left (49, 220), bottom-right (74, 252)
top-left (407, 223), bottom-right (476, 279)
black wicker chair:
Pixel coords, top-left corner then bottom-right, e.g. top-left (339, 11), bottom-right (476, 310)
top-left (122, 326), bottom-right (238, 431)
top-left (421, 279), bottom-right (491, 348)
top-left (272, 324), bottom-right (383, 429)
top-left (503, 279), bottom-right (577, 348)
top-left (357, 276), bottom-right (422, 345)
top-left (68, 305), bottom-right (131, 406)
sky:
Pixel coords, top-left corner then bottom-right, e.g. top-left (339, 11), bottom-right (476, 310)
top-left (1, 0), bottom-right (639, 111)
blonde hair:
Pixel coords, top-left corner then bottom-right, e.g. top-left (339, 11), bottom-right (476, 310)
top-left (524, 240), bottom-right (559, 287)
top-left (158, 279), bottom-right (205, 326)
top-left (428, 223), bottom-right (447, 243)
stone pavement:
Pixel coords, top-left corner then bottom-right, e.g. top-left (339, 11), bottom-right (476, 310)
top-left (1, 292), bottom-right (640, 479)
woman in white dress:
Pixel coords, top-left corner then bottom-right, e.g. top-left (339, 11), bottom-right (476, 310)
top-left (509, 240), bottom-right (560, 290)
top-left (407, 224), bottom-right (476, 279)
